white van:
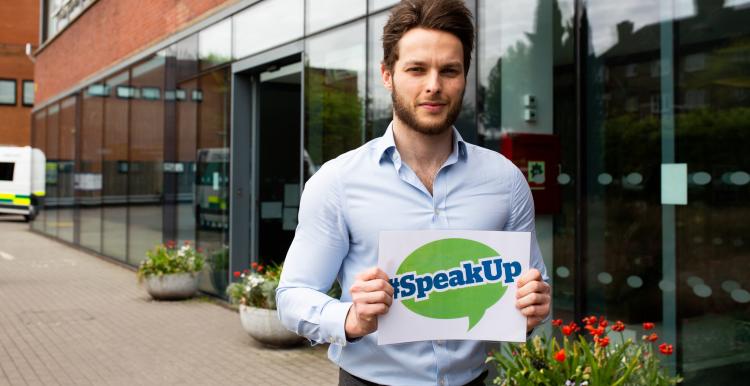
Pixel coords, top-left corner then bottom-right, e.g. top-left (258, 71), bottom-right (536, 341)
top-left (0, 146), bottom-right (45, 221)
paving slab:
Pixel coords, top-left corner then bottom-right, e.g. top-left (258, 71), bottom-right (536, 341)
top-left (0, 217), bottom-right (338, 386)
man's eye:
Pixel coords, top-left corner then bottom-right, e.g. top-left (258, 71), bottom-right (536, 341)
top-left (442, 69), bottom-right (459, 75)
top-left (407, 67), bottom-right (424, 72)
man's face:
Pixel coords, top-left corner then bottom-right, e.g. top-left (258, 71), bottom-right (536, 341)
top-left (382, 28), bottom-right (466, 136)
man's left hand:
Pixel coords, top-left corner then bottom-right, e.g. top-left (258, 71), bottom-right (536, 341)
top-left (515, 268), bottom-right (551, 332)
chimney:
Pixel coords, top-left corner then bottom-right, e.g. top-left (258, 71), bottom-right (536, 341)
top-left (617, 21), bottom-right (634, 43)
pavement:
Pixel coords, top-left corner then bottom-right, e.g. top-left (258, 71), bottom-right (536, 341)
top-left (0, 217), bottom-right (338, 386)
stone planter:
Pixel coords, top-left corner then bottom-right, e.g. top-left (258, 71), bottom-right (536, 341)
top-left (144, 272), bottom-right (200, 300)
top-left (239, 304), bottom-right (303, 347)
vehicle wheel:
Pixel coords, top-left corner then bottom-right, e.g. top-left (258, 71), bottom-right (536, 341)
top-left (24, 205), bottom-right (37, 222)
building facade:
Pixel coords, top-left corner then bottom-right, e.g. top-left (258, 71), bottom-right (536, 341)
top-left (0, 1), bottom-right (39, 146)
top-left (31, 0), bottom-right (749, 383)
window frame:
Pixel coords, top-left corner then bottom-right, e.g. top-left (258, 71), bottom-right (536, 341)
top-left (0, 78), bottom-right (17, 106)
top-left (22, 79), bottom-right (35, 107)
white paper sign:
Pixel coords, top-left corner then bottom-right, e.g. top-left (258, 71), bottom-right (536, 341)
top-left (377, 230), bottom-right (530, 345)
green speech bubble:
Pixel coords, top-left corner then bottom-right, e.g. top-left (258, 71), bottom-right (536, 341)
top-left (396, 238), bottom-right (506, 331)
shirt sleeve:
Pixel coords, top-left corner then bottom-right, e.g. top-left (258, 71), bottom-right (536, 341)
top-left (504, 165), bottom-right (552, 329)
top-left (275, 161), bottom-right (352, 346)
top-left (503, 165), bottom-right (549, 282)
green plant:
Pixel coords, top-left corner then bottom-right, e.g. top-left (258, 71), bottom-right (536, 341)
top-left (226, 262), bottom-right (343, 310)
top-left (209, 246), bottom-right (229, 271)
top-left (488, 316), bottom-right (682, 386)
top-left (137, 240), bottom-right (205, 282)
top-left (226, 262), bottom-right (281, 309)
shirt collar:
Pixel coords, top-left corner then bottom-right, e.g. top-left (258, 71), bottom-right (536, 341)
top-left (373, 121), bottom-right (468, 166)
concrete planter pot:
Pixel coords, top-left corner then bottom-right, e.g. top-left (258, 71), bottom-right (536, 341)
top-left (239, 304), bottom-right (303, 347)
top-left (144, 272), bottom-right (199, 300)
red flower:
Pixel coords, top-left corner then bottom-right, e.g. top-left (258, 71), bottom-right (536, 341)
top-left (587, 325), bottom-right (605, 336)
top-left (165, 240), bottom-right (176, 249)
top-left (251, 262), bottom-right (258, 269)
top-left (196, 247), bottom-right (204, 253)
top-left (552, 319), bottom-right (563, 327)
top-left (233, 271), bottom-right (241, 278)
top-left (257, 264), bottom-right (264, 272)
top-left (562, 326), bottom-right (573, 336)
top-left (599, 319), bottom-right (609, 328)
top-left (184, 240), bottom-right (191, 246)
top-left (596, 336), bottom-right (610, 347)
top-left (643, 322), bottom-right (655, 330)
top-left (659, 343), bottom-right (673, 355)
top-left (646, 333), bottom-right (659, 342)
top-left (554, 349), bottom-right (566, 362)
top-left (243, 269), bottom-right (249, 274)
top-left (583, 315), bottom-right (597, 325)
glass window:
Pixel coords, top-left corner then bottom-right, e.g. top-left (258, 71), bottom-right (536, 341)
top-left (128, 55), bottom-right (165, 266)
top-left (102, 71), bottom-right (129, 261)
top-left (0, 163), bottom-right (14, 181)
top-left (366, 11), bottom-right (391, 140)
top-left (233, 0), bottom-right (303, 59)
top-left (57, 96), bottom-right (76, 243)
top-left (306, 0), bottom-right (366, 34)
top-left (199, 18), bottom-right (232, 70)
top-left (195, 68), bottom-right (231, 295)
top-left (31, 110), bottom-right (47, 233)
top-left (305, 21), bottom-right (366, 176)
top-left (0, 79), bottom-right (16, 105)
top-left (23, 80), bottom-right (34, 106)
top-left (477, 0), bottom-right (577, 328)
top-left (172, 34), bottom-right (199, 83)
top-left (368, 0), bottom-right (399, 13)
top-left (674, 1), bottom-right (750, 382)
top-left (78, 85), bottom-right (104, 253)
top-left (45, 103), bottom-right (60, 238)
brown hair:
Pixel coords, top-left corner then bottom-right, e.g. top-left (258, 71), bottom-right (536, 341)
top-left (382, 0), bottom-right (475, 76)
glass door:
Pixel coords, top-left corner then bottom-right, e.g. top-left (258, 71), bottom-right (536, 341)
top-left (254, 61), bottom-right (303, 267)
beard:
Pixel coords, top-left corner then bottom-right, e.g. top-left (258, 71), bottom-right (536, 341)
top-left (391, 82), bottom-right (464, 136)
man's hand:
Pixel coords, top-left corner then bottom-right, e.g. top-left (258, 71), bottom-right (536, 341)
top-left (515, 268), bottom-right (551, 332)
top-left (345, 267), bottom-right (394, 339)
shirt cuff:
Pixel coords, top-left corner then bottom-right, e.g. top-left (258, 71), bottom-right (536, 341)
top-left (320, 300), bottom-right (352, 346)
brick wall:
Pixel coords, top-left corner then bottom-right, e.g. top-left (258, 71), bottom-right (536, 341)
top-left (0, 1), bottom-right (39, 146)
top-left (34, 0), bottom-right (236, 106)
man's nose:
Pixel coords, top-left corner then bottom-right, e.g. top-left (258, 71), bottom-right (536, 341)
top-left (424, 69), bottom-right (442, 94)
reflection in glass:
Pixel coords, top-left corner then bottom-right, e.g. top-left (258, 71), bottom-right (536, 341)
top-left (368, 0), bottom-right (399, 13)
top-left (199, 18), bottom-right (232, 70)
top-left (45, 103), bottom-right (60, 238)
top-left (477, 0), bottom-right (576, 323)
top-left (674, 0), bottom-right (750, 382)
top-left (128, 55), bottom-right (165, 266)
top-left (233, 0), bottom-right (303, 59)
top-left (366, 11), bottom-right (391, 140)
top-left (31, 111), bottom-right (47, 233)
top-left (102, 71), bottom-right (129, 261)
top-left (79, 88), bottom-right (104, 252)
top-left (57, 96), bottom-right (76, 243)
top-left (306, 0), bottom-right (366, 34)
top-left (195, 68), bottom-right (231, 295)
top-left (305, 21), bottom-right (366, 174)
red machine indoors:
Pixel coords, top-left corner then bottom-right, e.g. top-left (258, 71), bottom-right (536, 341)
top-left (499, 132), bottom-right (561, 214)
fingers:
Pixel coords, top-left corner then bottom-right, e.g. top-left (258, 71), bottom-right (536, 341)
top-left (355, 267), bottom-right (389, 282)
top-left (515, 292), bottom-right (550, 309)
top-left (516, 268), bottom-right (542, 288)
top-left (350, 278), bottom-right (394, 297)
top-left (352, 289), bottom-right (393, 307)
top-left (516, 278), bottom-right (550, 299)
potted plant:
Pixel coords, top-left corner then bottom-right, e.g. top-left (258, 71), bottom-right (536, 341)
top-left (137, 240), bottom-right (205, 300)
top-left (226, 262), bottom-right (303, 347)
top-left (488, 316), bottom-right (683, 385)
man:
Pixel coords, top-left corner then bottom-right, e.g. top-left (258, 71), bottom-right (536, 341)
top-left (276, 0), bottom-right (551, 385)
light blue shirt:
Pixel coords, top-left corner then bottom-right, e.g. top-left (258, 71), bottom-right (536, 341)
top-left (277, 123), bottom-right (548, 386)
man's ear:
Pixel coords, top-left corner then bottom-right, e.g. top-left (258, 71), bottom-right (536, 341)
top-left (381, 62), bottom-right (393, 92)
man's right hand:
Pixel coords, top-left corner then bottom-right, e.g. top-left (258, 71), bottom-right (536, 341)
top-left (344, 267), bottom-right (394, 339)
